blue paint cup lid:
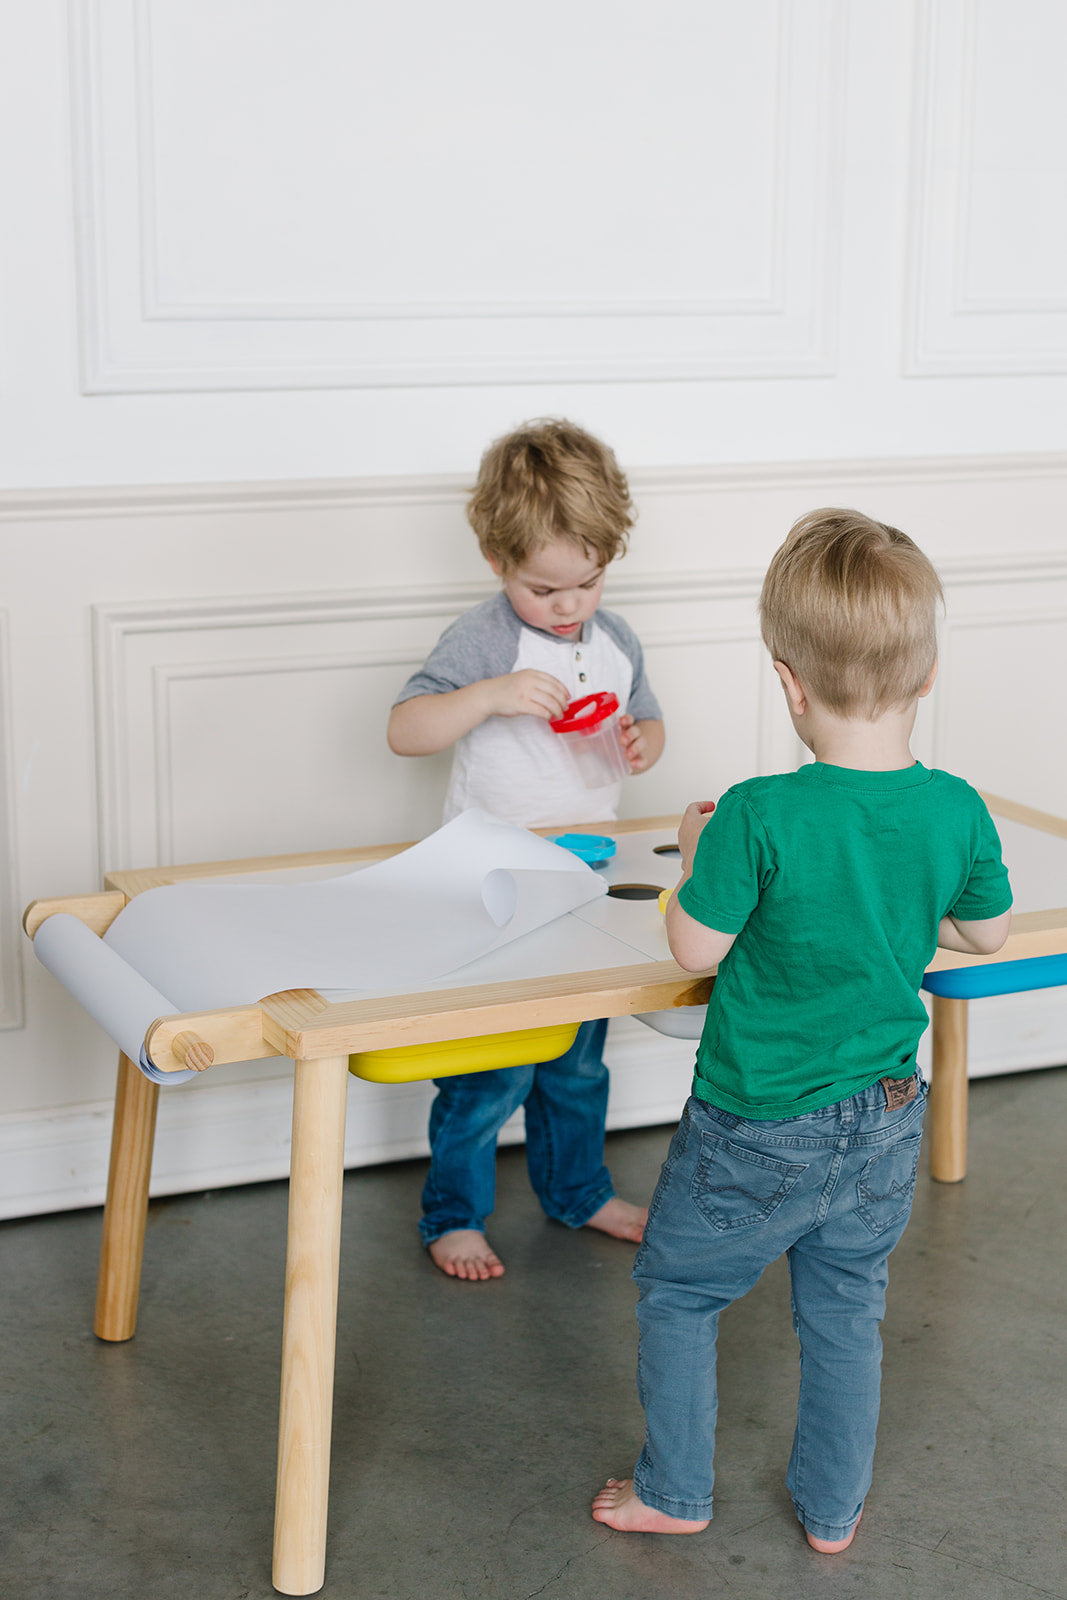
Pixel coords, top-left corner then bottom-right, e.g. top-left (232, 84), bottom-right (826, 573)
top-left (546, 832), bottom-right (617, 865)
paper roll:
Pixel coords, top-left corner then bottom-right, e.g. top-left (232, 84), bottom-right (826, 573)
top-left (33, 914), bottom-right (196, 1085)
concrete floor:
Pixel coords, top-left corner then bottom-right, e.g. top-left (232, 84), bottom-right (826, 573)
top-left (2, 1066), bottom-right (1066, 1600)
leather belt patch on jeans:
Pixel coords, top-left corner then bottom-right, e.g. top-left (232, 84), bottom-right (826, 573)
top-left (880, 1075), bottom-right (918, 1110)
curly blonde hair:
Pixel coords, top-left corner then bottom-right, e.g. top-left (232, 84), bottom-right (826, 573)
top-left (468, 418), bottom-right (634, 572)
top-left (760, 508), bottom-right (944, 717)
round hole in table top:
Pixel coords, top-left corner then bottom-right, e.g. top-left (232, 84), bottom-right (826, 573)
top-left (652, 843), bottom-right (681, 857)
top-left (607, 883), bottom-right (665, 900)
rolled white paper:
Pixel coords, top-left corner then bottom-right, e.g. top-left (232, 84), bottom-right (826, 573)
top-left (33, 913), bottom-right (197, 1085)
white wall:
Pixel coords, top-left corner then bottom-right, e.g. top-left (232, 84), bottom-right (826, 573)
top-left (3, 1), bottom-right (1067, 485)
top-left (1, 2), bottom-right (1066, 1217)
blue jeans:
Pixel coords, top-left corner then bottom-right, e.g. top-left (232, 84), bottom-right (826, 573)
top-left (419, 1018), bottom-right (615, 1245)
top-left (632, 1077), bottom-right (927, 1539)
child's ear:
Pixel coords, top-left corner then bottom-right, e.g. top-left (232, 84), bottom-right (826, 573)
top-left (486, 554), bottom-right (503, 578)
top-left (773, 660), bottom-right (807, 716)
top-left (918, 657), bottom-right (938, 698)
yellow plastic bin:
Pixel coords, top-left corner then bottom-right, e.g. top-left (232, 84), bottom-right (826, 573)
top-left (349, 1022), bottom-right (581, 1083)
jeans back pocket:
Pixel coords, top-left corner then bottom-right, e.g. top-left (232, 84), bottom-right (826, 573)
top-left (692, 1133), bottom-right (807, 1231)
top-left (856, 1133), bottom-right (922, 1237)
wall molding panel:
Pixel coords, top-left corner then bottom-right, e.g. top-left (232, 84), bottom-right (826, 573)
top-left (148, 648), bottom-right (430, 864)
top-left (92, 572), bottom-right (775, 871)
top-left (135, 1), bottom-right (795, 324)
top-left (71, 0), bottom-right (846, 391)
top-left (907, 0), bottom-right (1067, 375)
top-left (0, 613), bottom-right (25, 1032)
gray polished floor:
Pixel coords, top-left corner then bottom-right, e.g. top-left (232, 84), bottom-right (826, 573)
top-left (3, 1065), bottom-right (1065, 1600)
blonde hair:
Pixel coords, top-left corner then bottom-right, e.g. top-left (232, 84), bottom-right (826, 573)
top-left (467, 418), bottom-right (634, 571)
top-left (759, 508), bottom-right (943, 717)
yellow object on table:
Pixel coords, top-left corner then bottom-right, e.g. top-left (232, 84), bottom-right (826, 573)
top-left (349, 1022), bottom-right (581, 1082)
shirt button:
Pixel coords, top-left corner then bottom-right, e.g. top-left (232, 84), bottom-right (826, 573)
top-left (575, 651), bottom-right (581, 660)
top-left (579, 672), bottom-right (587, 682)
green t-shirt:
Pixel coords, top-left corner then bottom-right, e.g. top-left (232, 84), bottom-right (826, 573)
top-left (677, 763), bottom-right (1012, 1119)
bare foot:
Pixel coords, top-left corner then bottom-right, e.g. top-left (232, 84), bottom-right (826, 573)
top-left (592, 1478), bottom-right (708, 1534)
top-left (428, 1230), bottom-right (505, 1281)
top-left (805, 1511), bottom-right (862, 1553)
top-left (583, 1197), bottom-right (648, 1243)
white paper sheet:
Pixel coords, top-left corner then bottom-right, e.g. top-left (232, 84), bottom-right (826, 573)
top-left (35, 812), bottom-right (607, 1080)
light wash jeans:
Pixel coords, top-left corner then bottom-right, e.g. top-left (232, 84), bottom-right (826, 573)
top-left (419, 1019), bottom-right (614, 1245)
top-left (632, 1076), bottom-right (927, 1540)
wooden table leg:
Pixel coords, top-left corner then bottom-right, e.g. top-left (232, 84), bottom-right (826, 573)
top-left (94, 1051), bottom-right (160, 1341)
top-left (273, 1055), bottom-right (350, 1596)
top-left (928, 994), bottom-right (969, 1184)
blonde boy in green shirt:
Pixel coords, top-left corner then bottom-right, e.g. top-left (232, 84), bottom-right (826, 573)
top-left (594, 509), bottom-right (1012, 1552)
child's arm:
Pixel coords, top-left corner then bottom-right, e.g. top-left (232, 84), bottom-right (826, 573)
top-left (618, 715), bottom-right (665, 774)
top-left (936, 909), bottom-right (1012, 956)
top-left (664, 800), bottom-right (737, 971)
top-left (388, 670), bottom-right (570, 756)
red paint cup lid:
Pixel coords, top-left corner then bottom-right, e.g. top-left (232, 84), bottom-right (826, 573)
top-left (549, 691), bottom-right (620, 733)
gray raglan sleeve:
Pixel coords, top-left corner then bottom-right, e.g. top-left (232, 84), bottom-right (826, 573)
top-left (392, 594), bottom-right (524, 705)
top-left (596, 608), bottom-right (663, 721)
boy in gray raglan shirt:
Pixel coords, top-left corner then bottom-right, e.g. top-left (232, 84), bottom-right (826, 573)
top-left (397, 588), bottom-right (661, 826)
top-left (389, 419), bottom-right (664, 1280)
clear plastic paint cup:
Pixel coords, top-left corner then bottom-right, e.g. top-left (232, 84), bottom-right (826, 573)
top-left (549, 692), bottom-right (631, 788)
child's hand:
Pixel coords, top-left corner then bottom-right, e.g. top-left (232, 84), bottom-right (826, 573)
top-left (678, 799), bottom-right (716, 872)
top-left (619, 713), bottom-right (650, 772)
top-left (488, 670), bottom-right (570, 721)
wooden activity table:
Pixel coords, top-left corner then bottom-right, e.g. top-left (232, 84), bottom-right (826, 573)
top-left (23, 800), bottom-right (1067, 1594)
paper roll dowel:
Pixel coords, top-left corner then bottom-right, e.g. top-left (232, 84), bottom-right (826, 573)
top-left (171, 1031), bottom-right (215, 1071)
top-left (32, 913), bottom-right (197, 1085)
